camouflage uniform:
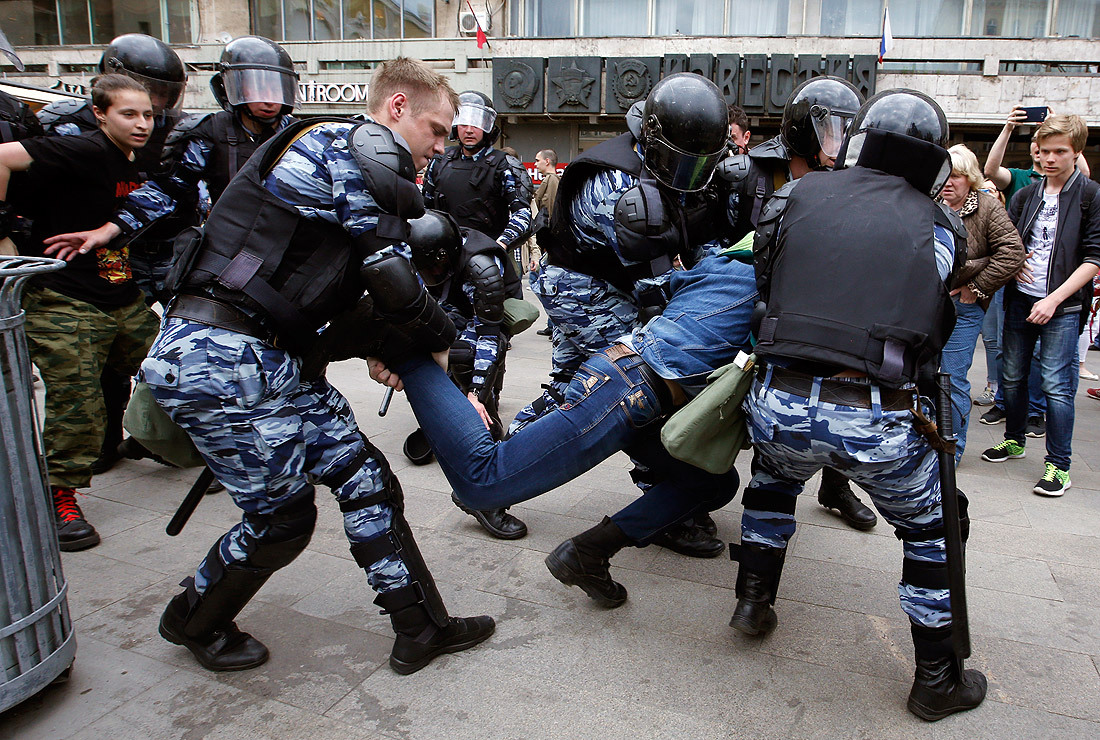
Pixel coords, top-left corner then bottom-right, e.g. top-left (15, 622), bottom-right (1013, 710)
top-left (143, 319), bottom-right (409, 594)
top-left (742, 372), bottom-right (949, 627)
top-left (23, 286), bottom-right (159, 489)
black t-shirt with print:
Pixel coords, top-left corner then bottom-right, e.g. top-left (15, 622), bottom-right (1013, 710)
top-left (14, 129), bottom-right (143, 308)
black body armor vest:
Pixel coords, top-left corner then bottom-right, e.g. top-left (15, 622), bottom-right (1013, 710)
top-left (0, 91), bottom-right (42, 142)
top-left (183, 117), bottom-right (363, 346)
top-left (427, 147), bottom-right (509, 239)
top-left (755, 167), bottom-right (955, 387)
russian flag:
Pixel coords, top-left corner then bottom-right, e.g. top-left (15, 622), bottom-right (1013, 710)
top-left (879, 4), bottom-right (894, 64)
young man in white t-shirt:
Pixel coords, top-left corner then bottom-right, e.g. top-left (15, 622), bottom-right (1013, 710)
top-left (981, 114), bottom-right (1100, 496)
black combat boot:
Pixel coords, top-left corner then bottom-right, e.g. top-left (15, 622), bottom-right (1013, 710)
top-left (694, 512), bottom-right (719, 538)
top-left (377, 584), bottom-right (495, 675)
top-left (652, 518), bottom-right (725, 558)
top-left (158, 571), bottom-right (272, 672)
top-left (729, 542), bottom-right (786, 636)
top-left (545, 517), bottom-right (632, 607)
top-left (451, 493), bottom-right (528, 539)
top-left (817, 467), bottom-right (877, 530)
top-left (907, 623), bottom-right (987, 721)
top-left (361, 509), bottom-right (495, 674)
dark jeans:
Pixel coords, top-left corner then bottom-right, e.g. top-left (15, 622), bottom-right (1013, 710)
top-left (1001, 290), bottom-right (1081, 469)
top-left (397, 352), bottom-right (738, 542)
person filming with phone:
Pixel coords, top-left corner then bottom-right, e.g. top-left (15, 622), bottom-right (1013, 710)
top-left (985, 105), bottom-right (1090, 203)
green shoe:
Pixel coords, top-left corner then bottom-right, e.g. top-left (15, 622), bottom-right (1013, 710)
top-left (1033, 462), bottom-right (1070, 497)
top-left (980, 439), bottom-right (1026, 463)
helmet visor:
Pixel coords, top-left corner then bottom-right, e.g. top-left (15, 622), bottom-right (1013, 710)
top-left (645, 135), bottom-right (726, 192)
top-left (810, 104), bottom-right (856, 159)
top-left (223, 67), bottom-right (299, 108)
top-left (452, 103), bottom-right (496, 134)
top-left (123, 69), bottom-right (186, 118)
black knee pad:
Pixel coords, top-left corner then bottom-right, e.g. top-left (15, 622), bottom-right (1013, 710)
top-left (243, 491), bottom-right (319, 572)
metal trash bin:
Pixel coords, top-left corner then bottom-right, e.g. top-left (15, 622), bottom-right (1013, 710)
top-left (0, 255), bottom-right (75, 712)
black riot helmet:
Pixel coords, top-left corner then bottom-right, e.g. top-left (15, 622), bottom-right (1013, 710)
top-left (836, 88), bottom-right (951, 197)
top-left (780, 76), bottom-right (863, 170)
top-left (407, 209), bottom-right (462, 286)
top-left (210, 36), bottom-right (299, 118)
top-left (450, 90), bottom-right (499, 149)
top-left (633, 73), bottom-right (728, 193)
top-left (99, 34), bottom-right (186, 118)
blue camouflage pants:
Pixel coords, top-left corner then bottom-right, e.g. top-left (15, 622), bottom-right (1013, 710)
top-left (513, 264), bottom-right (639, 433)
top-left (141, 318), bottom-right (409, 596)
top-left (741, 368), bottom-right (951, 629)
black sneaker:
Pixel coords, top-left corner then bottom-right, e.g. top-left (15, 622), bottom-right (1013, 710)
top-left (979, 407), bottom-right (1006, 425)
top-left (52, 487), bottom-right (100, 551)
top-left (1026, 415), bottom-right (1046, 438)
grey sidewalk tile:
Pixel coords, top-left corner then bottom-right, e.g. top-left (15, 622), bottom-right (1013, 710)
top-left (967, 520), bottom-right (1100, 570)
top-left (87, 516), bottom-right (233, 577)
top-left (248, 548), bottom-right (349, 609)
top-left (59, 549), bottom-right (173, 620)
top-left (1048, 561), bottom-right (1100, 608)
top-left (930, 698), bottom-right (1100, 740)
top-left (0, 634), bottom-right (181, 740)
top-left (65, 669), bottom-right (382, 740)
top-left (976, 634), bottom-right (1100, 722)
top-left (968, 586), bottom-right (1100, 655)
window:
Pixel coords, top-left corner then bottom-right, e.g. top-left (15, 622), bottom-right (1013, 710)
top-left (728, 0), bottom-right (787, 35)
top-left (971, 0), bottom-right (1049, 37)
top-left (1054, 0), bottom-right (1099, 38)
top-left (0, 0), bottom-right (191, 44)
top-left (889, 0), bottom-right (965, 36)
top-left (250, 0), bottom-right (433, 40)
top-left (656, 0), bottom-right (724, 35)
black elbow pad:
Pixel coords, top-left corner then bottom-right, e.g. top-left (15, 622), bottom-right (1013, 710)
top-left (467, 253), bottom-right (506, 326)
top-left (360, 252), bottom-right (456, 352)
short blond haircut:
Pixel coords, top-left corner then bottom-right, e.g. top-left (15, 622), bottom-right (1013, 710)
top-left (367, 57), bottom-right (459, 118)
top-left (1035, 114), bottom-right (1088, 152)
top-left (948, 144), bottom-right (984, 192)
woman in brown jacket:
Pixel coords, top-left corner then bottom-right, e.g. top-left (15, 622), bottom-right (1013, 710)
top-left (940, 143), bottom-right (1025, 462)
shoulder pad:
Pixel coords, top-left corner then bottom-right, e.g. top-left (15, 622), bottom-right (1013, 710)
top-left (934, 201), bottom-right (968, 242)
top-left (37, 98), bottom-right (93, 131)
top-left (160, 112), bottom-right (216, 171)
top-left (461, 227), bottom-right (505, 257)
top-left (753, 179), bottom-right (799, 260)
top-left (614, 183), bottom-right (680, 266)
top-left (748, 136), bottom-right (789, 163)
top-left (715, 153), bottom-right (753, 186)
top-left (349, 121), bottom-right (425, 221)
top-left (504, 153), bottom-right (534, 198)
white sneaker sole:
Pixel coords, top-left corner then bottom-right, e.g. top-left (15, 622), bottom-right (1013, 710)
top-left (981, 450), bottom-right (1025, 463)
top-left (1033, 479), bottom-right (1070, 497)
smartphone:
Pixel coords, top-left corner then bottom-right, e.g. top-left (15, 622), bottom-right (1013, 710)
top-left (1021, 106), bottom-right (1048, 123)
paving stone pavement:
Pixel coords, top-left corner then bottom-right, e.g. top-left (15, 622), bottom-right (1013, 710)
top-left (5, 288), bottom-right (1100, 739)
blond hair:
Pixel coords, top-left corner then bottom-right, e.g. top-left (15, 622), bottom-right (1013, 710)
top-left (366, 57), bottom-right (459, 118)
top-left (1035, 114), bottom-right (1088, 152)
top-left (948, 144), bottom-right (984, 192)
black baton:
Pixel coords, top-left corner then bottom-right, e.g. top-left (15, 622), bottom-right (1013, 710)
top-left (166, 466), bottom-right (217, 536)
top-left (378, 386), bottom-right (394, 416)
top-left (934, 371), bottom-right (971, 659)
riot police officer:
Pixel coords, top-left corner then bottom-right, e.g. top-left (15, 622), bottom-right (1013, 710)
top-left (422, 90), bottom-right (533, 266)
top-left (531, 73), bottom-right (739, 602)
top-left (0, 88), bottom-right (44, 252)
top-left (134, 58), bottom-right (494, 675)
top-left (733, 89), bottom-right (986, 720)
top-left (722, 76), bottom-right (878, 532)
top-left (401, 209), bottom-right (529, 540)
top-left (37, 34), bottom-right (191, 475)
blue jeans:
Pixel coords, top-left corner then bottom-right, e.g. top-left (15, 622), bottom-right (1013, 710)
top-left (940, 297), bottom-right (985, 460)
top-left (742, 369), bottom-right (949, 628)
top-left (980, 287), bottom-right (1003, 385)
top-left (1001, 291), bottom-right (1081, 469)
top-left (397, 351), bottom-right (738, 543)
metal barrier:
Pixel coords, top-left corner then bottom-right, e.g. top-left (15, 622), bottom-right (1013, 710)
top-left (0, 255), bottom-right (74, 712)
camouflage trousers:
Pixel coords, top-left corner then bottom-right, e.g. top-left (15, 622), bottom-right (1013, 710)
top-left (23, 286), bottom-right (159, 489)
top-left (741, 367), bottom-right (951, 629)
top-left (513, 264), bottom-right (639, 433)
top-left (141, 318), bottom-right (409, 596)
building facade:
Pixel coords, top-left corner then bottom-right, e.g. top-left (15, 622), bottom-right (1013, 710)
top-left (1, 0), bottom-right (1096, 167)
